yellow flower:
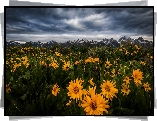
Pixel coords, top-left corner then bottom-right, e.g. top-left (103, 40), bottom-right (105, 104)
top-left (16, 58), bottom-right (21, 61)
top-left (74, 61), bottom-right (79, 65)
top-left (104, 70), bottom-right (109, 76)
top-left (66, 100), bottom-right (72, 106)
top-left (22, 56), bottom-right (28, 61)
top-left (140, 61), bottom-right (146, 65)
top-left (78, 101), bottom-right (82, 107)
top-left (135, 45), bottom-right (140, 50)
top-left (119, 49), bottom-right (122, 51)
top-left (85, 57), bottom-right (93, 63)
top-left (61, 59), bottom-right (66, 63)
top-left (81, 86), bottom-right (109, 115)
top-left (89, 78), bottom-right (95, 86)
top-left (150, 56), bottom-right (153, 59)
top-left (111, 68), bottom-right (115, 74)
top-left (93, 58), bottom-right (99, 63)
top-left (143, 82), bottom-right (151, 92)
top-left (118, 70), bottom-right (121, 75)
top-left (25, 63), bottom-right (29, 68)
top-left (121, 83), bottom-right (130, 96)
top-left (105, 58), bottom-right (112, 68)
top-left (134, 79), bottom-right (142, 87)
top-left (49, 60), bottom-right (59, 69)
top-left (100, 80), bottom-right (118, 101)
top-left (132, 69), bottom-right (143, 87)
top-left (110, 68), bottom-right (116, 77)
top-left (114, 61), bottom-right (116, 65)
top-left (67, 78), bottom-right (84, 102)
top-left (55, 52), bottom-right (62, 57)
top-left (63, 61), bottom-right (70, 71)
top-left (129, 61), bottom-right (133, 65)
top-left (12, 63), bottom-right (21, 71)
top-left (123, 76), bottom-right (131, 85)
top-left (52, 84), bottom-right (60, 96)
top-left (134, 51), bottom-right (137, 54)
top-left (6, 84), bottom-right (11, 93)
top-left (6, 61), bottom-right (9, 65)
top-left (125, 50), bottom-right (129, 55)
top-left (20, 49), bottom-right (24, 53)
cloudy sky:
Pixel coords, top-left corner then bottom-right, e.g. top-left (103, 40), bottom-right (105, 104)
top-left (6, 7), bottom-right (153, 43)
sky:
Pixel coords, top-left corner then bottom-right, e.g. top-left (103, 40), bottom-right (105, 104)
top-left (6, 7), bottom-right (154, 43)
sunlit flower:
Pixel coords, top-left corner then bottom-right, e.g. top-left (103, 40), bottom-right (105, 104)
top-left (74, 60), bottom-right (79, 65)
top-left (123, 76), bottom-right (131, 85)
top-left (118, 70), bottom-right (121, 75)
top-left (104, 70), bottom-right (109, 76)
top-left (150, 56), bottom-right (153, 59)
top-left (100, 80), bottom-right (118, 101)
top-left (6, 84), bottom-right (11, 93)
top-left (66, 100), bottom-right (72, 106)
top-left (140, 61), bottom-right (146, 65)
top-left (55, 52), bottom-right (62, 57)
top-left (52, 83), bottom-right (60, 96)
top-left (6, 61), bottom-right (9, 65)
top-left (89, 78), bottom-right (95, 86)
top-left (121, 83), bottom-right (130, 96)
top-left (85, 57), bottom-right (93, 63)
top-left (132, 69), bottom-right (143, 87)
top-left (78, 101), bottom-right (82, 107)
top-left (81, 86), bottom-right (109, 115)
top-left (67, 78), bottom-right (84, 102)
top-left (125, 50), bottom-right (129, 55)
top-left (49, 59), bottom-right (59, 69)
top-left (135, 45), bottom-right (140, 50)
top-left (93, 58), bottom-right (99, 63)
top-left (104, 58), bottom-right (112, 68)
top-left (116, 58), bottom-right (120, 61)
top-left (143, 82), bottom-right (151, 92)
top-left (111, 68), bottom-right (115, 74)
top-left (63, 61), bottom-right (70, 71)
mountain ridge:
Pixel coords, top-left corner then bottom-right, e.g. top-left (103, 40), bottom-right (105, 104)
top-left (6, 36), bottom-right (153, 48)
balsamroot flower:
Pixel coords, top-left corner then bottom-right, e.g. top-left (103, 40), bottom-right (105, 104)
top-left (100, 80), bottom-right (118, 101)
top-left (81, 86), bottom-right (109, 115)
top-left (52, 84), bottom-right (60, 96)
top-left (67, 78), bottom-right (84, 102)
top-left (143, 82), bottom-right (151, 92)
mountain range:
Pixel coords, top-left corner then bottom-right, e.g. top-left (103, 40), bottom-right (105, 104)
top-left (6, 36), bottom-right (153, 48)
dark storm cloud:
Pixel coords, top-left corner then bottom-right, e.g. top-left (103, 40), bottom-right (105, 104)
top-left (6, 7), bottom-right (153, 42)
top-left (93, 8), bottom-right (153, 36)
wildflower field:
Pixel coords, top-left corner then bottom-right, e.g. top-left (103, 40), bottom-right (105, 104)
top-left (5, 42), bottom-right (154, 115)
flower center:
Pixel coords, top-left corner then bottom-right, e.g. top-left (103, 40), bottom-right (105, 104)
top-left (66, 66), bottom-right (69, 69)
top-left (73, 86), bottom-right (79, 94)
top-left (53, 87), bottom-right (57, 92)
top-left (90, 101), bottom-right (97, 110)
top-left (105, 85), bottom-right (110, 92)
top-left (125, 87), bottom-right (128, 91)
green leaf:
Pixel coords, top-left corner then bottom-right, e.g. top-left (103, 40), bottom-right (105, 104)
top-left (20, 93), bottom-right (27, 100)
top-left (108, 109), bottom-right (113, 115)
top-left (10, 77), bottom-right (13, 81)
top-left (112, 107), bottom-right (134, 115)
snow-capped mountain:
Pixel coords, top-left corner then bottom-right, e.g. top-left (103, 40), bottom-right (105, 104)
top-left (6, 36), bottom-right (153, 48)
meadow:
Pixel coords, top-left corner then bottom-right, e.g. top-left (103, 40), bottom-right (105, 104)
top-left (5, 41), bottom-right (154, 115)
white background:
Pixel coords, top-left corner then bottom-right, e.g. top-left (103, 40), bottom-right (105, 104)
top-left (0, 0), bottom-right (156, 121)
